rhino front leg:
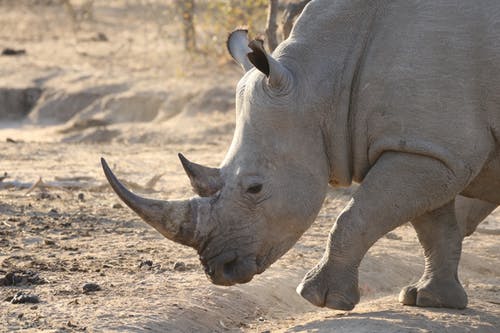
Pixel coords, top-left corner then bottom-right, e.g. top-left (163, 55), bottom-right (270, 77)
top-left (297, 152), bottom-right (467, 310)
top-left (399, 201), bottom-right (467, 309)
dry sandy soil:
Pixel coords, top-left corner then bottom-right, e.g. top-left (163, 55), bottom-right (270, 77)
top-left (0, 1), bottom-right (499, 332)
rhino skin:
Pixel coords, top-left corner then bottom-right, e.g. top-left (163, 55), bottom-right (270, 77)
top-left (102, 0), bottom-right (500, 311)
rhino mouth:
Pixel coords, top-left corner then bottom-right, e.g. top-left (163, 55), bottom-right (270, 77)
top-left (199, 244), bottom-right (279, 286)
top-left (200, 250), bottom-right (260, 286)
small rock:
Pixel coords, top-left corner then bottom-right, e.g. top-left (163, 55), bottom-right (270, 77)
top-left (0, 270), bottom-right (47, 286)
top-left (139, 259), bottom-right (153, 269)
top-left (44, 239), bottom-right (56, 246)
top-left (11, 291), bottom-right (40, 304)
top-left (173, 261), bottom-right (187, 272)
top-left (38, 192), bottom-right (55, 200)
top-left (385, 232), bottom-right (402, 240)
top-left (112, 203), bottom-right (123, 209)
top-left (1, 48), bottom-right (26, 56)
top-left (78, 193), bottom-right (85, 202)
top-left (82, 282), bottom-right (101, 293)
top-left (93, 32), bottom-right (108, 42)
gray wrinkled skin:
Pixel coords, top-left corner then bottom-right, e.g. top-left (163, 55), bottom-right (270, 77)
top-left (104, 0), bottom-right (500, 310)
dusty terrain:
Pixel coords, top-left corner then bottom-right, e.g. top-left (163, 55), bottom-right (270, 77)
top-left (0, 1), bottom-right (499, 332)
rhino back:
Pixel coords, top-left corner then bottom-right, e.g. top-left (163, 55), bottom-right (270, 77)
top-left (352, 0), bottom-right (500, 185)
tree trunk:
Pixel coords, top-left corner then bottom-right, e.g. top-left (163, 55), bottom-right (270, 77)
top-left (181, 0), bottom-right (196, 52)
top-left (265, 0), bottom-right (279, 52)
top-left (61, 0), bottom-right (78, 30)
top-left (282, 0), bottom-right (311, 39)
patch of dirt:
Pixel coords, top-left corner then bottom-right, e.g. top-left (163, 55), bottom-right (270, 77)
top-left (0, 142), bottom-right (498, 332)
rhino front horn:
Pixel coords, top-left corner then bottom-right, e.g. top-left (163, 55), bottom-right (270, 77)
top-left (101, 158), bottom-right (198, 248)
top-left (178, 153), bottom-right (223, 197)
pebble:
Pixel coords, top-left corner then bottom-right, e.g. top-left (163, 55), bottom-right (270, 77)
top-left (173, 261), bottom-right (187, 271)
top-left (0, 270), bottom-right (47, 286)
top-left (82, 282), bottom-right (101, 293)
top-left (44, 239), bottom-right (56, 246)
top-left (385, 232), bottom-right (403, 240)
top-left (139, 259), bottom-right (153, 269)
top-left (11, 291), bottom-right (40, 304)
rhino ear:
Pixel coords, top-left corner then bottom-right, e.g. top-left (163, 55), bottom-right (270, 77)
top-left (178, 153), bottom-right (223, 197)
top-left (227, 29), bottom-right (253, 72)
top-left (247, 39), bottom-right (291, 89)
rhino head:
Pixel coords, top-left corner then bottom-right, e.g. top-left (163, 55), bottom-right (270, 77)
top-left (102, 30), bottom-right (330, 286)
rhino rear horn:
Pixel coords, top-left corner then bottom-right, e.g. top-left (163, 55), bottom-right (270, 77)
top-left (101, 158), bottom-right (198, 248)
top-left (247, 39), bottom-right (292, 90)
top-left (178, 153), bottom-right (223, 197)
top-left (227, 29), bottom-right (292, 90)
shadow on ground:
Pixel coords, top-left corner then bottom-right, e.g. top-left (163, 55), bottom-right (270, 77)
top-left (286, 299), bottom-right (499, 333)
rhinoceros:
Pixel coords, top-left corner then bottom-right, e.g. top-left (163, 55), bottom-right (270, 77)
top-left (101, 0), bottom-right (500, 310)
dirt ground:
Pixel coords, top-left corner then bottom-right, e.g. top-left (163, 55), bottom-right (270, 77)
top-left (0, 1), bottom-right (499, 332)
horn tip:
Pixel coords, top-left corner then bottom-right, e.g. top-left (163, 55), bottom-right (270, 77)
top-left (178, 153), bottom-right (188, 166)
top-left (178, 153), bottom-right (192, 174)
top-left (101, 157), bottom-right (109, 170)
top-left (100, 157), bottom-right (115, 186)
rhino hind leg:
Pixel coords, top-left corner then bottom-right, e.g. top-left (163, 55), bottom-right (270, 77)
top-left (399, 201), bottom-right (468, 309)
top-left (454, 195), bottom-right (497, 237)
top-left (297, 152), bottom-right (468, 310)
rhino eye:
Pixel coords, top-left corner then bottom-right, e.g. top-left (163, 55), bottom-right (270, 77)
top-left (246, 184), bottom-right (263, 194)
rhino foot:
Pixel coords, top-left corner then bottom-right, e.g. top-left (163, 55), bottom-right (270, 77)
top-left (296, 262), bottom-right (360, 311)
top-left (399, 278), bottom-right (468, 309)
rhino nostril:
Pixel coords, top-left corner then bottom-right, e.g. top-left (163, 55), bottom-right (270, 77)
top-left (204, 264), bottom-right (214, 276)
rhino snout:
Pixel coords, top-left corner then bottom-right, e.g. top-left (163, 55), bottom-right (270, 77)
top-left (201, 252), bottom-right (258, 286)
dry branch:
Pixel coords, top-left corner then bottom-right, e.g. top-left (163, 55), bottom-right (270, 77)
top-left (0, 174), bottom-right (164, 194)
top-left (181, 0), bottom-right (197, 52)
top-left (266, 0), bottom-right (279, 52)
top-left (282, 0), bottom-right (311, 39)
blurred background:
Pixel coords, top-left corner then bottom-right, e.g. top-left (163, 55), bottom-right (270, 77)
top-left (0, 0), bottom-right (309, 143)
top-left (1, 0), bottom-right (274, 74)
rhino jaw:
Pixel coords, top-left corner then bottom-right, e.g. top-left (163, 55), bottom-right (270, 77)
top-left (101, 158), bottom-right (198, 248)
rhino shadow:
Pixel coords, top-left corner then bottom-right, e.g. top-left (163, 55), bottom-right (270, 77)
top-left (286, 305), bottom-right (499, 333)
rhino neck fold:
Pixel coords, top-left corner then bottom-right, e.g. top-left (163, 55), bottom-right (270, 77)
top-left (277, 0), bottom-right (382, 186)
